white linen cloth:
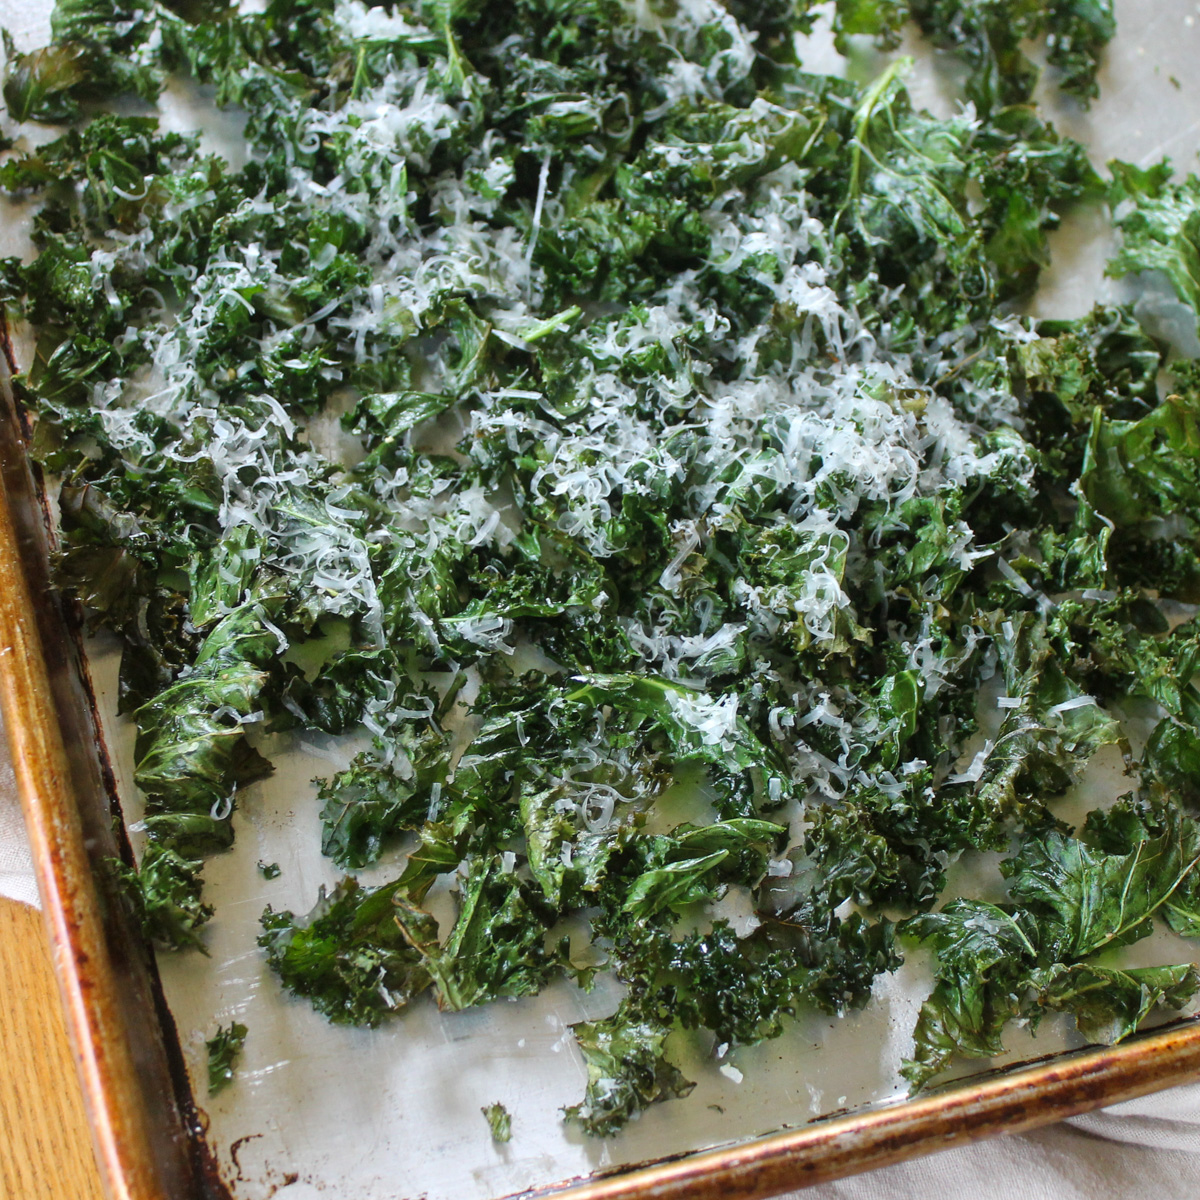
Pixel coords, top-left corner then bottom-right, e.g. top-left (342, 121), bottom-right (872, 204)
top-left (0, 710), bottom-right (38, 907)
top-left (3, 720), bottom-right (1200, 1197)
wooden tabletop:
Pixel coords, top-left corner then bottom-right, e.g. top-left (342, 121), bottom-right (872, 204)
top-left (0, 898), bottom-right (106, 1200)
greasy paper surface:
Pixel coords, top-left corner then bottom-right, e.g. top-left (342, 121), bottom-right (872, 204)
top-left (3, 3), bottom-right (1200, 1198)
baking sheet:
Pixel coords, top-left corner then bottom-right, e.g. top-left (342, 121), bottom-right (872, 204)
top-left (3, 3), bottom-right (1200, 1198)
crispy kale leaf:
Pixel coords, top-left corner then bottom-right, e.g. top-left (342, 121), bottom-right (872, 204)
top-left (395, 856), bottom-right (555, 1012)
top-left (1028, 962), bottom-right (1199, 1043)
top-left (2, 33), bottom-right (90, 122)
top-left (908, 0), bottom-right (1112, 113)
top-left (259, 879), bottom-right (432, 1025)
top-left (902, 899), bottom-right (1037, 1089)
top-left (1002, 809), bottom-right (1200, 960)
top-left (903, 803), bottom-right (1200, 1088)
top-left (114, 843), bottom-right (214, 951)
top-left (206, 1021), bottom-right (248, 1095)
top-left (318, 745), bottom-right (438, 869)
top-left (1109, 164), bottom-right (1200, 332)
top-left (562, 1001), bottom-right (695, 1136)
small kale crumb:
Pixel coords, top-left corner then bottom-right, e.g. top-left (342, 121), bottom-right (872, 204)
top-left (206, 1021), bottom-right (248, 1095)
top-left (482, 1102), bottom-right (512, 1143)
top-left (257, 860), bottom-right (281, 879)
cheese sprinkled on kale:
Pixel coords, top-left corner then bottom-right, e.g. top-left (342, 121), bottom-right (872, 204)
top-left (5, 0), bottom-right (1200, 1136)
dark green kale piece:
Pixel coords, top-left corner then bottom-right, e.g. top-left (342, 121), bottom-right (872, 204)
top-left (394, 856), bottom-right (556, 1012)
top-left (564, 674), bottom-right (792, 819)
top-left (1016, 306), bottom-right (1162, 440)
top-left (1003, 807), bottom-right (1200, 960)
top-left (1108, 163), bottom-right (1200, 332)
top-left (966, 613), bottom-right (1121, 843)
top-left (317, 726), bottom-right (450, 869)
top-left (114, 843), bottom-right (215, 952)
top-left (973, 107), bottom-right (1104, 297)
top-left (1027, 962), bottom-right (1199, 1044)
top-left (206, 1021), bottom-right (248, 1095)
top-left (125, 601), bottom-right (280, 947)
top-left (259, 878), bottom-right (432, 1026)
top-left (908, 1), bottom-right (1113, 114)
top-left (901, 899), bottom-right (1038, 1089)
top-left (660, 922), bottom-right (803, 1046)
top-left (1, 33), bottom-right (90, 122)
top-left (903, 801), bottom-right (1200, 1088)
top-left (562, 1001), bottom-right (695, 1137)
top-left (1142, 719), bottom-right (1200, 811)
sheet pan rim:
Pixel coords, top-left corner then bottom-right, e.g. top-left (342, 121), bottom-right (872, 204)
top-left (0, 357), bottom-right (214, 1200)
